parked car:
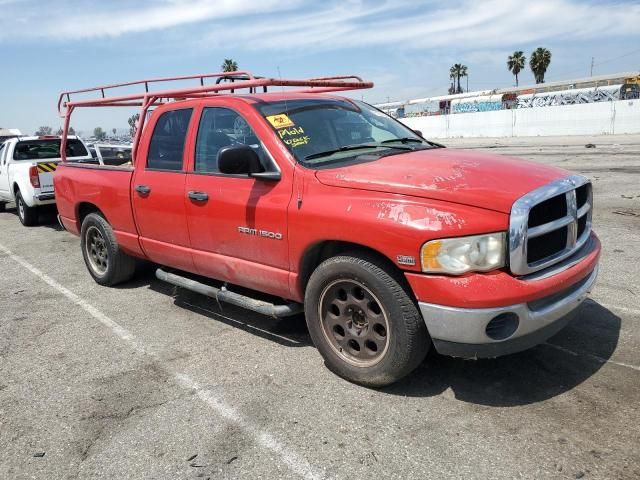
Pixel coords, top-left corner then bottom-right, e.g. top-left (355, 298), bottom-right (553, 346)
top-left (54, 73), bottom-right (600, 386)
top-left (0, 135), bottom-right (91, 225)
top-left (0, 127), bottom-right (22, 143)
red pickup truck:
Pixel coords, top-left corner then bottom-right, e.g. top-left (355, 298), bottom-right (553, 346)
top-left (54, 72), bottom-right (600, 386)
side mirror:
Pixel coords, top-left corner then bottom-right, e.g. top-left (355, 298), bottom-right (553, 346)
top-left (413, 129), bottom-right (424, 138)
top-left (218, 145), bottom-right (262, 175)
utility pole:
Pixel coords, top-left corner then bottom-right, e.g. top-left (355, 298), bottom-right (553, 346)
top-left (590, 57), bottom-right (594, 77)
top-left (466, 75), bottom-right (469, 93)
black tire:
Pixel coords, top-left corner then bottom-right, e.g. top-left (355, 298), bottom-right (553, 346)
top-left (0, 202), bottom-right (5, 213)
top-left (305, 253), bottom-right (429, 387)
top-left (15, 190), bottom-right (38, 226)
top-left (80, 212), bottom-right (136, 286)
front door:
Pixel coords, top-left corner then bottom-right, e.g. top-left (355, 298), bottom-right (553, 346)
top-left (184, 105), bottom-right (293, 298)
top-left (132, 106), bottom-right (196, 272)
top-left (0, 143), bottom-right (10, 199)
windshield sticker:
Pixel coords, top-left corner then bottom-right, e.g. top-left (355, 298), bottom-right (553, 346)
top-left (277, 125), bottom-right (309, 148)
top-left (266, 114), bottom-right (295, 129)
top-left (277, 126), bottom-right (305, 138)
top-left (285, 136), bottom-right (311, 148)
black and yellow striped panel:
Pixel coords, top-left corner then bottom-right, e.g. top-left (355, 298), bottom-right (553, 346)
top-left (37, 162), bottom-right (58, 173)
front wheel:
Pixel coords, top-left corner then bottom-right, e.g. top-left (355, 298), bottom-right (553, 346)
top-left (80, 212), bottom-right (136, 286)
top-left (305, 254), bottom-right (430, 387)
top-left (15, 190), bottom-right (38, 226)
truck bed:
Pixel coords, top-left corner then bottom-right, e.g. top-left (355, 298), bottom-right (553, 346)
top-left (55, 163), bottom-right (144, 257)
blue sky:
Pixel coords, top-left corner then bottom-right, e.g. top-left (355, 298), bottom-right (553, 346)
top-left (2, 0), bottom-right (639, 135)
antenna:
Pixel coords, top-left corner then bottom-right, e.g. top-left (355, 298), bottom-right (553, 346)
top-left (277, 66), bottom-right (290, 117)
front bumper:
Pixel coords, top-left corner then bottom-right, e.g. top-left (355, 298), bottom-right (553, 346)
top-left (419, 266), bottom-right (598, 359)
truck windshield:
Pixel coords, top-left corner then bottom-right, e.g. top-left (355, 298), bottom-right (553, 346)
top-left (13, 139), bottom-right (88, 160)
top-left (256, 99), bottom-right (434, 168)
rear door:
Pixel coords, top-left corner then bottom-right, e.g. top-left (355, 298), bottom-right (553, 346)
top-left (184, 104), bottom-right (293, 298)
top-left (132, 106), bottom-right (196, 272)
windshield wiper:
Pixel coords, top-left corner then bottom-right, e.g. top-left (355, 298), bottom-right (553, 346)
top-left (381, 137), bottom-right (424, 144)
top-left (305, 143), bottom-right (411, 161)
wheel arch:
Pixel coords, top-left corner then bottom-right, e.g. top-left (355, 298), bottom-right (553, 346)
top-left (77, 202), bottom-right (107, 227)
top-left (12, 181), bottom-right (24, 199)
top-left (12, 181), bottom-right (33, 206)
top-left (298, 240), bottom-right (408, 297)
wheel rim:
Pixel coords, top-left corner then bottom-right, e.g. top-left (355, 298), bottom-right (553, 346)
top-left (318, 279), bottom-right (390, 367)
top-left (85, 226), bottom-right (109, 275)
top-left (17, 195), bottom-right (24, 220)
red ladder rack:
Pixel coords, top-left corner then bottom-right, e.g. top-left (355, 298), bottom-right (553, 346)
top-left (57, 71), bottom-right (373, 162)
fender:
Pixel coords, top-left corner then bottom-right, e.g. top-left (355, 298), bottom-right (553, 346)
top-left (12, 177), bottom-right (36, 207)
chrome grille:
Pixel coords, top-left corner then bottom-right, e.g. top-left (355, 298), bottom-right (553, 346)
top-left (509, 175), bottom-right (592, 276)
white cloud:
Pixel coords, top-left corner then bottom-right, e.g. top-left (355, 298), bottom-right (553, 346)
top-left (3, 0), bottom-right (639, 49)
top-left (204, 0), bottom-right (640, 52)
top-left (0, 0), bottom-right (301, 39)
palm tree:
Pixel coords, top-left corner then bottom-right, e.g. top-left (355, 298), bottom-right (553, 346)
top-left (449, 64), bottom-right (468, 93)
top-left (529, 48), bottom-right (551, 84)
top-left (221, 58), bottom-right (238, 72)
top-left (507, 51), bottom-right (526, 86)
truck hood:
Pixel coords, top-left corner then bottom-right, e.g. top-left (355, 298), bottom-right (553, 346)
top-left (314, 148), bottom-right (570, 214)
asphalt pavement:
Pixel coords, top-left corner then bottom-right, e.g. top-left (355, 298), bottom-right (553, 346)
top-left (1, 134), bottom-right (639, 479)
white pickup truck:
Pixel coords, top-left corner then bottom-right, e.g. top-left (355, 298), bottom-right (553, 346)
top-left (0, 135), bottom-right (91, 225)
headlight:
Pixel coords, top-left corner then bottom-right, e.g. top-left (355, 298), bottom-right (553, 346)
top-left (421, 232), bottom-right (506, 274)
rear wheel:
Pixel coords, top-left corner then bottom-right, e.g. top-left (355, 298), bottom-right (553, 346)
top-left (80, 212), bottom-right (136, 286)
top-left (0, 202), bottom-right (6, 213)
top-left (15, 190), bottom-right (38, 226)
top-left (305, 253), bottom-right (429, 387)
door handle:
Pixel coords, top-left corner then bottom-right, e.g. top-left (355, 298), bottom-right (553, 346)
top-left (135, 184), bottom-right (151, 195)
top-left (188, 191), bottom-right (209, 202)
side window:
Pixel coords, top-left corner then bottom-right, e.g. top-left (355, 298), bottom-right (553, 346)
top-left (147, 108), bottom-right (193, 171)
top-left (194, 107), bottom-right (266, 174)
top-left (0, 143), bottom-right (6, 165)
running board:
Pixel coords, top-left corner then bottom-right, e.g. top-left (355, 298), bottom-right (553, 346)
top-left (155, 269), bottom-right (303, 318)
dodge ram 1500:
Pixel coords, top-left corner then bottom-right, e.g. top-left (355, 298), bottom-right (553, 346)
top-left (53, 72), bottom-right (600, 386)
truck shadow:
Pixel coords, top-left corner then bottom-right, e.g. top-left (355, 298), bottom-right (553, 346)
top-left (138, 266), bottom-right (312, 349)
top-left (132, 267), bottom-right (622, 406)
top-left (383, 300), bottom-right (622, 406)
top-left (38, 206), bottom-right (64, 231)
top-left (3, 204), bottom-right (63, 231)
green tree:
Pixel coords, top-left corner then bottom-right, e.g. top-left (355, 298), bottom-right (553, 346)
top-left (94, 127), bottom-right (106, 140)
top-left (507, 51), bottom-right (526, 86)
top-left (221, 58), bottom-right (238, 72)
top-left (56, 126), bottom-right (76, 135)
top-left (112, 128), bottom-right (117, 136)
top-left (449, 64), bottom-right (468, 94)
top-left (530, 47), bottom-right (552, 84)
top-left (127, 113), bottom-right (140, 138)
top-left (448, 72), bottom-right (456, 94)
top-left (35, 126), bottom-right (53, 136)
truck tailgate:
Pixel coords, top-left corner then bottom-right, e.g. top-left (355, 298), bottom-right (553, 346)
top-left (36, 161), bottom-right (58, 193)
